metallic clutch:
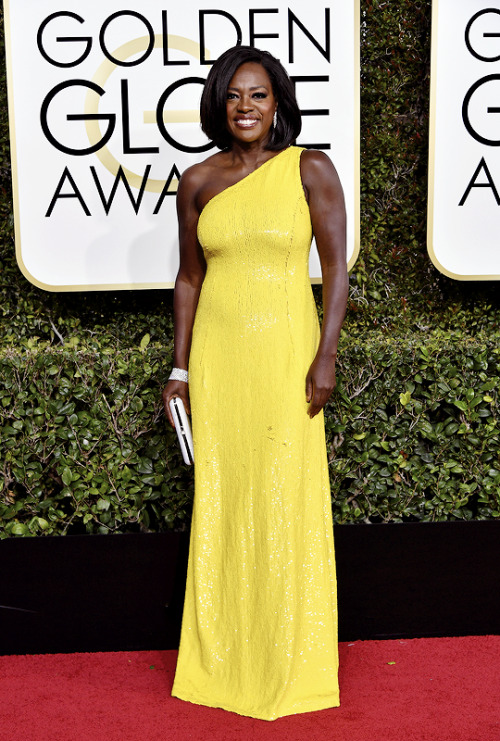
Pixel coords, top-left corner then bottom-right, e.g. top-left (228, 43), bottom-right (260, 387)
top-left (169, 397), bottom-right (194, 465)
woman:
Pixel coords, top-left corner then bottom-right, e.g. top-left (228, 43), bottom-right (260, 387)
top-left (163, 45), bottom-right (348, 721)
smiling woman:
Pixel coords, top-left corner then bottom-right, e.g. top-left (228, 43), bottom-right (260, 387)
top-left (200, 45), bottom-right (302, 152)
top-left (225, 63), bottom-right (277, 144)
top-left (162, 45), bottom-right (348, 721)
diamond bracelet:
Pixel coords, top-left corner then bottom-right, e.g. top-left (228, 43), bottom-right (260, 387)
top-left (168, 367), bottom-right (189, 383)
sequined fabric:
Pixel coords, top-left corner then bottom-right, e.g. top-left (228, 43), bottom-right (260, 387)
top-left (171, 146), bottom-right (339, 721)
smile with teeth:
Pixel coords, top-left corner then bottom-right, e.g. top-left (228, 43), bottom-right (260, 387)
top-left (235, 118), bottom-right (259, 128)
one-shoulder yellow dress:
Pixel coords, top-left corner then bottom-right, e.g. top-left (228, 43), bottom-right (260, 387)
top-left (171, 146), bottom-right (339, 721)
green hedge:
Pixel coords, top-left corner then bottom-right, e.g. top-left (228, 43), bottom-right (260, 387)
top-left (0, 345), bottom-right (193, 537)
top-left (1, 1), bottom-right (500, 536)
top-left (328, 332), bottom-right (500, 523)
top-left (1, 331), bottom-right (498, 538)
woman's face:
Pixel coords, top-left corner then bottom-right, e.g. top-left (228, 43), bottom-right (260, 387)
top-left (225, 62), bottom-right (277, 146)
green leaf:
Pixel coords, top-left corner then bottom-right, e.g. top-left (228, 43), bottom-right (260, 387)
top-left (62, 467), bottom-right (73, 486)
top-left (139, 334), bottom-right (151, 352)
top-left (11, 523), bottom-right (28, 536)
top-left (399, 391), bottom-right (412, 406)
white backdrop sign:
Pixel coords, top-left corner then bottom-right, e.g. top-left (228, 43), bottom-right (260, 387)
top-left (4, 1), bottom-right (359, 290)
top-left (429, 0), bottom-right (500, 279)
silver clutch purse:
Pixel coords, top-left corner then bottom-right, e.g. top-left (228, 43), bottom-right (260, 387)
top-left (169, 397), bottom-right (194, 465)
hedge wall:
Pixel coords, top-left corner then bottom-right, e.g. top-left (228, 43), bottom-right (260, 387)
top-left (2, 332), bottom-right (499, 537)
top-left (1, 1), bottom-right (500, 537)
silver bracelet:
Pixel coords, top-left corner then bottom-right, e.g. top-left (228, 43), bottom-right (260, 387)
top-left (169, 367), bottom-right (189, 383)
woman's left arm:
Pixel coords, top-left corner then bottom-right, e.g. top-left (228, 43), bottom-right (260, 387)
top-left (300, 149), bottom-right (348, 418)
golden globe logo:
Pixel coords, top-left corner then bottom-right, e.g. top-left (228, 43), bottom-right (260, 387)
top-left (428, 2), bottom-right (500, 280)
top-left (5, 2), bottom-right (359, 289)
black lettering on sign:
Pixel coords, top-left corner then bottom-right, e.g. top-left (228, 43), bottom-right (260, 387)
top-left (37, 12), bottom-right (92, 68)
top-left (288, 9), bottom-right (330, 63)
top-left (462, 74), bottom-right (500, 147)
top-left (465, 9), bottom-right (500, 63)
top-left (40, 80), bottom-right (116, 156)
top-left (153, 164), bottom-right (182, 214)
top-left (121, 80), bottom-right (159, 155)
top-left (249, 9), bottom-right (279, 48)
top-left (199, 11), bottom-right (242, 65)
top-left (156, 78), bottom-right (214, 153)
top-left (99, 11), bottom-right (155, 67)
top-left (292, 76), bottom-right (331, 150)
top-left (91, 164), bottom-right (152, 214)
top-left (162, 11), bottom-right (189, 66)
top-left (459, 157), bottom-right (500, 205)
top-left (46, 167), bottom-right (91, 216)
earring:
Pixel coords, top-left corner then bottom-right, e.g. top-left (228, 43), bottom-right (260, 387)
top-left (273, 110), bottom-right (278, 128)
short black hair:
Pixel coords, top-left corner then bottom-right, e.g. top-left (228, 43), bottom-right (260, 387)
top-left (200, 45), bottom-right (302, 151)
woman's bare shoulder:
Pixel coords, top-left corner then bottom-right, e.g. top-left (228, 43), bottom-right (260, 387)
top-left (179, 151), bottom-right (227, 192)
top-left (300, 148), bottom-right (343, 196)
top-left (300, 148), bottom-right (339, 178)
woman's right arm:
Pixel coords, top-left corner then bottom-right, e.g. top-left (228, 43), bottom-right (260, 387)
top-left (162, 168), bottom-right (207, 427)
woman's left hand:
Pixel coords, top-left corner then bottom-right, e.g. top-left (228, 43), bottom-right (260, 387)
top-left (300, 149), bottom-right (347, 419)
top-left (305, 354), bottom-right (337, 418)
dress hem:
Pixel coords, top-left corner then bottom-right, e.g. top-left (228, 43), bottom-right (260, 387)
top-left (171, 687), bottom-right (340, 722)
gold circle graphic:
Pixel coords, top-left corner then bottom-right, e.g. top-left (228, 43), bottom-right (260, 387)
top-left (85, 34), bottom-right (208, 193)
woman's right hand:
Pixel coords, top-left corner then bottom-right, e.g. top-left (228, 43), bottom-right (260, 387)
top-left (162, 380), bottom-right (190, 428)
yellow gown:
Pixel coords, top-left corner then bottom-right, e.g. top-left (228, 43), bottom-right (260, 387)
top-left (171, 146), bottom-right (339, 721)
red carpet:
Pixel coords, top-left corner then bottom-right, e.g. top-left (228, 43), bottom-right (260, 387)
top-left (1, 637), bottom-right (499, 741)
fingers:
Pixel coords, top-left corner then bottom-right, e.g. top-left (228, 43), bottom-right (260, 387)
top-left (308, 390), bottom-right (329, 418)
top-left (162, 387), bottom-right (176, 428)
top-left (305, 375), bottom-right (313, 403)
top-left (308, 392), bottom-right (324, 418)
top-left (162, 381), bottom-right (190, 428)
top-left (307, 381), bottom-right (336, 418)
